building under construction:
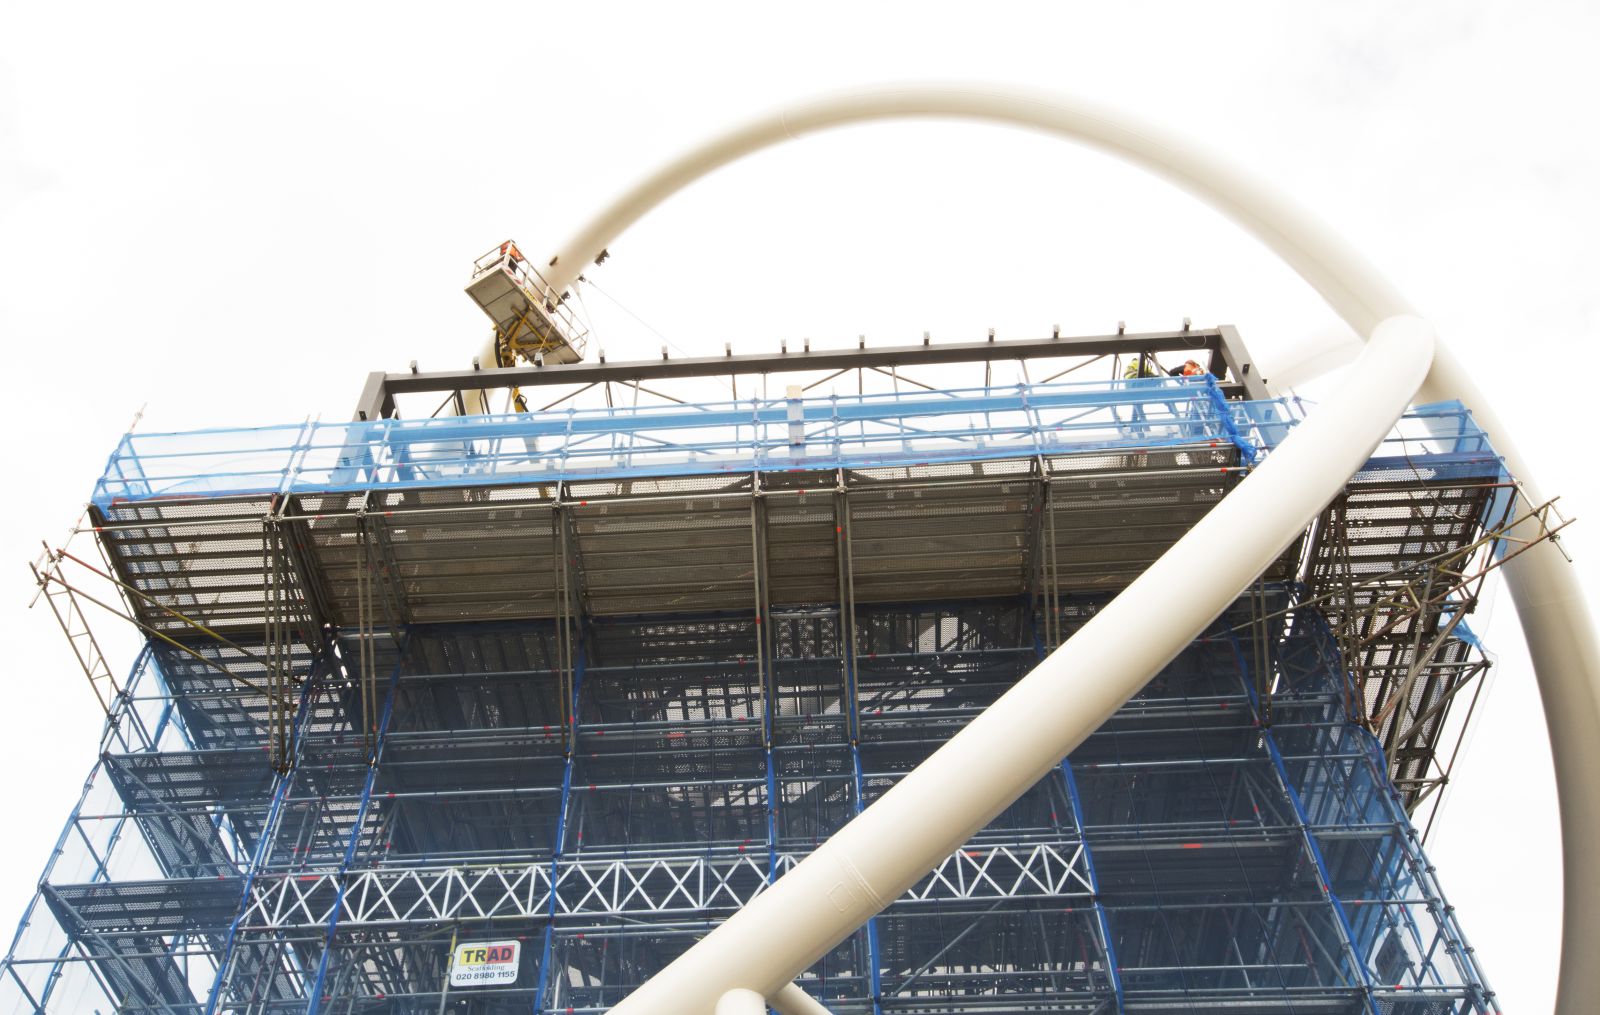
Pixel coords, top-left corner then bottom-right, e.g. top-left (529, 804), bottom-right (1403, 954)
top-left (1, 245), bottom-right (1525, 1013)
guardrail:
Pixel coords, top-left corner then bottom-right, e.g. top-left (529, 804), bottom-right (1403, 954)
top-left (91, 379), bottom-right (1492, 507)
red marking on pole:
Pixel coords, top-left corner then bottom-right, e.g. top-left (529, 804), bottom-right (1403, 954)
top-left (1180, 843), bottom-right (1203, 850)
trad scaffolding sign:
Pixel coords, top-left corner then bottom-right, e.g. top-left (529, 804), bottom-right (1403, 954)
top-left (449, 939), bottom-right (521, 987)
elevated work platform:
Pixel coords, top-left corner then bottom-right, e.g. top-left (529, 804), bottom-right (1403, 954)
top-left (91, 377), bottom-right (1283, 633)
top-left (465, 241), bottom-right (588, 366)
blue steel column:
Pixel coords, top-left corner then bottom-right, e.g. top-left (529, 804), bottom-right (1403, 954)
top-left (837, 490), bottom-right (882, 1015)
top-left (765, 737), bottom-right (779, 881)
top-left (1222, 625), bottom-right (1382, 1015)
top-left (533, 641), bottom-right (585, 1014)
top-left (1356, 720), bottom-right (1501, 1012)
top-left (1057, 760), bottom-right (1125, 1013)
top-left (1028, 611), bottom-right (1125, 1014)
top-left (303, 635), bottom-right (410, 1015)
top-left (757, 493), bottom-right (779, 884)
top-left (752, 482), bottom-right (783, 888)
top-left (846, 745), bottom-right (884, 1015)
top-left (204, 666), bottom-right (323, 1015)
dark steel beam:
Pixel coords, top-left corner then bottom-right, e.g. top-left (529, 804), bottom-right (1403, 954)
top-left (377, 328), bottom-right (1239, 397)
top-left (1216, 324), bottom-right (1271, 401)
top-left (352, 371), bottom-right (395, 422)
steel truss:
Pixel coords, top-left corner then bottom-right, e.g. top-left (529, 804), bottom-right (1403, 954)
top-left (242, 842), bottom-right (1092, 931)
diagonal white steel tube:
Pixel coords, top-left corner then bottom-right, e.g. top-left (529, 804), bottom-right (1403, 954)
top-left (535, 86), bottom-right (1598, 1011)
top-left (608, 314), bottom-right (1437, 1013)
top-left (769, 982), bottom-right (835, 1015)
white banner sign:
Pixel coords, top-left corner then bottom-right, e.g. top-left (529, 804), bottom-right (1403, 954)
top-left (449, 939), bottom-right (521, 987)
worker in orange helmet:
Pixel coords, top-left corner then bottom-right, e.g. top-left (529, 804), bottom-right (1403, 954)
top-left (1172, 359), bottom-right (1207, 378)
top-left (499, 240), bottom-right (524, 269)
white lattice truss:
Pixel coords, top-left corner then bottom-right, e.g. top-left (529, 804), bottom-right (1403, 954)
top-left (242, 841), bottom-right (1093, 930)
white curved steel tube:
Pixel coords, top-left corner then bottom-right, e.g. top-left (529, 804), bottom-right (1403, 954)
top-left (715, 989), bottom-right (769, 1015)
top-left (609, 315), bottom-right (1436, 1013)
top-left (537, 84), bottom-right (1412, 334)
top-left (1417, 343), bottom-right (1600, 1010)
top-left (541, 86), bottom-right (1598, 1012)
top-left (769, 982), bottom-right (835, 1015)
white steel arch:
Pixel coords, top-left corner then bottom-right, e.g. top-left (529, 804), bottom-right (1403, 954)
top-left (536, 85), bottom-right (1595, 1014)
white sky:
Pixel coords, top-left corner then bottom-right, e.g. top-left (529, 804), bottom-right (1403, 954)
top-left (1, 3), bottom-right (1595, 1011)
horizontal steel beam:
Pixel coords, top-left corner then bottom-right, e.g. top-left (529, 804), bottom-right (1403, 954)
top-left (376, 328), bottom-right (1237, 400)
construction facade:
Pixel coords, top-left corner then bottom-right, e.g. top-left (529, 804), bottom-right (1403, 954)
top-left (3, 305), bottom-right (1512, 1013)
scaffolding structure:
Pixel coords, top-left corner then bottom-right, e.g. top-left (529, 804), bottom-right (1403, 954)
top-left (5, 331), bottom-right (1508, 1013)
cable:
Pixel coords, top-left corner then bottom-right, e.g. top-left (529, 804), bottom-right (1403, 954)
top-left (582, 277), bottom-right (735, 397)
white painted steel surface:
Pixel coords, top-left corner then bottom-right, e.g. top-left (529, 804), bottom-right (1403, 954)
top-left (770, 982), bottom-right (836, 1015)
top-left (526, 86), bottom-right (1596, 1012)
top-left (715, 988), bottom-right (768, 1015)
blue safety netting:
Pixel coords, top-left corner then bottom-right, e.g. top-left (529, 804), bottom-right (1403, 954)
top-left (90, 379), bottom-right (1503, 509)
